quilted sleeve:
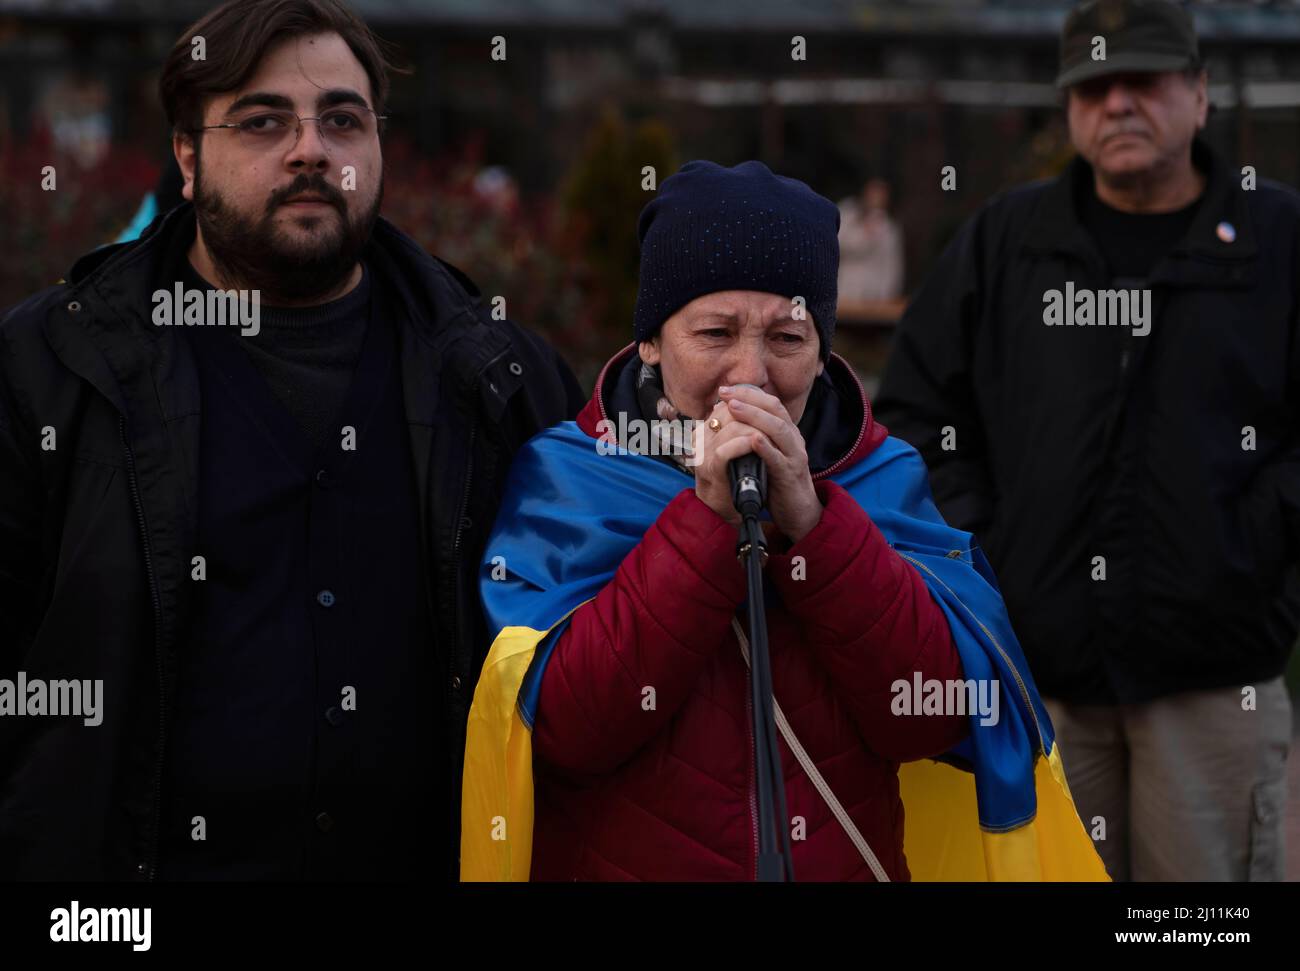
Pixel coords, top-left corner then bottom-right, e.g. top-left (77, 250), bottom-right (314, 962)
top-left (532, 488), bottom-right (746, 777)
top-left (767, 480), bottom-right (969, 762)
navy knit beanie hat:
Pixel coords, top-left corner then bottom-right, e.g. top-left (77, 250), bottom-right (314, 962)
top-left (633, 160), bottom-right (840, 360)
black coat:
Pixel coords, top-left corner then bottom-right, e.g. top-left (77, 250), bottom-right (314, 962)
top-left (875, 139), bottom-right (1300, 705)
top-left (0, 204), bottom-right (584, 880)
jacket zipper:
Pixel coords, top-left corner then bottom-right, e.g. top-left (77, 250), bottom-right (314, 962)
top-left (895, 550), bottom-right (1045, 752)
top-left (446, 348), bottom-right (510, 871)
top-left (413, 433), bottom-right (449, 873)
top-left (450, 422), bottom-right (477, 617)
top-left (446, 417), bottom-right (475, 792)
top-left (452, 347), bottom-right (513, 583)
top-left (812, 360), bottom-right (871, 481)
top-left (120, 415), bottom-right (166, 881)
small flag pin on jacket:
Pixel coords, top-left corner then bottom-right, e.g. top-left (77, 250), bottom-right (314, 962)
top-left (1216, 221), bottom-right (1237, 243)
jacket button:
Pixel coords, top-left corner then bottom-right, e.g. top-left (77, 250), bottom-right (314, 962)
top-left (67, 300), bottom-right (81, 313)
top-left (325, 706), bottom-right (343, 727)
top-left (315, 469), bottom-right (331, 488)
top-left (316, 589), bottom-right (336, 608)
top-left (509, 361), bottom-right (523, 376)
top-left (451, 675), bottom-right (463, 691)
top-left (135, 862), bottom-right (147, 874)
top-left (315, 811), bottom-right (334, 832)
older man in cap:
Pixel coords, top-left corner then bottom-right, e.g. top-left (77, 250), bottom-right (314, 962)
top-left (876, 0), bottom-right (1299, 881)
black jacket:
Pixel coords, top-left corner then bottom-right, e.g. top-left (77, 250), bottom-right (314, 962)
top-left (875, 140), bottom-right (1300, 705)
top-left (0, 204), bottom-right (584, 880)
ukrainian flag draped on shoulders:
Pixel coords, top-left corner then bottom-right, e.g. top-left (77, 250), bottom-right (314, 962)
top-left (461, 419), bottom-right (1109, 882)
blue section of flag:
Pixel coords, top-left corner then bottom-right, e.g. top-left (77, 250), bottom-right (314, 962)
top-left (114, 193), bottom-right (158, 244)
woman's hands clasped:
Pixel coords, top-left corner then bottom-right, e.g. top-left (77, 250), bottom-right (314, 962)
top-left (693, 385), bottom-right (823, 546)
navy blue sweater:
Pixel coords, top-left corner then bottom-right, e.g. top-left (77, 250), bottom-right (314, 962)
top-left (157, 261), bottom-right (440, 880)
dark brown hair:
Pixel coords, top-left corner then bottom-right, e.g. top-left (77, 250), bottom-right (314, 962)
top-left (159, 0), bottom-right (405, 138)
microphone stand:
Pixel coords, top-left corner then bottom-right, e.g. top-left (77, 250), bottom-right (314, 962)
top-left (731, 461), bottom-right (795, 882)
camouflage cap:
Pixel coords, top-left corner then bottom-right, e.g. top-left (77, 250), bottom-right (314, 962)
top-left (1057, 0), bottom-right (1199, 89)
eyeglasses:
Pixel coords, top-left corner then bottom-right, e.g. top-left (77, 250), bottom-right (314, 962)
top-left (190, 106), bottom-right (387, 154)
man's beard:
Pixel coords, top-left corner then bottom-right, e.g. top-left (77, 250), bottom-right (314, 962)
top-left (192, 164), bottom-right (382, 305)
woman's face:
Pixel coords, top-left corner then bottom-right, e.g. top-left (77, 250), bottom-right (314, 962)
top-left (638, 290), bottom-right (825, 423)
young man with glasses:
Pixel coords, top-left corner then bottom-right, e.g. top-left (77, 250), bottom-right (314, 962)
top-left (0, 0), bottom-right (583, 881)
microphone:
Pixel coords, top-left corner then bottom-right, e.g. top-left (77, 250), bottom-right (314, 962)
top-left (725, 384), bottom-right (767, 518)
top-left (724, 384), bottom-right (791, 880)
top-left (729, 453), bottom-right (767, 518)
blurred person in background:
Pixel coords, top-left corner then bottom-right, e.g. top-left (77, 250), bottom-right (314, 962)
top-left (0, 0), bottom-right (581, 882)
top-left (837, 176), bottom-right (903, 303)
top-left (876, 0), bottom-right (1298, 881)
top-left (473, 165), bottom-right (520, 218)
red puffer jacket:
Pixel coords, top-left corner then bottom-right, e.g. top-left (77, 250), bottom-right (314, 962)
top-left (530, 355), bottom-right (968, 881)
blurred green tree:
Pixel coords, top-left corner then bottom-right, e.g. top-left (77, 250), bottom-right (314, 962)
top-left (561, 108), bottom-right (677, 370)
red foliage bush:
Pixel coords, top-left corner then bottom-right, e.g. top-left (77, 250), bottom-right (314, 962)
top-left (380, 134), bottom-right (613, 383)
top-left (0, 127), bottom-right (160, 311)
top-left (1, 132), bottom-right (616, 381)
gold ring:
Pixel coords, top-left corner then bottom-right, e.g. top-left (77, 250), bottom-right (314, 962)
top-left (708, 417), bottom-right (722, 431)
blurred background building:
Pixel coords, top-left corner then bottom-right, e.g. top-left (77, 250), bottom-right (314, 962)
top-left (6, 0), bottom-right (1300, 378)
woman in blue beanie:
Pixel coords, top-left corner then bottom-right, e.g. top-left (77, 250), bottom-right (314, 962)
top-left (462, 161), bottom-right (1104, 883)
